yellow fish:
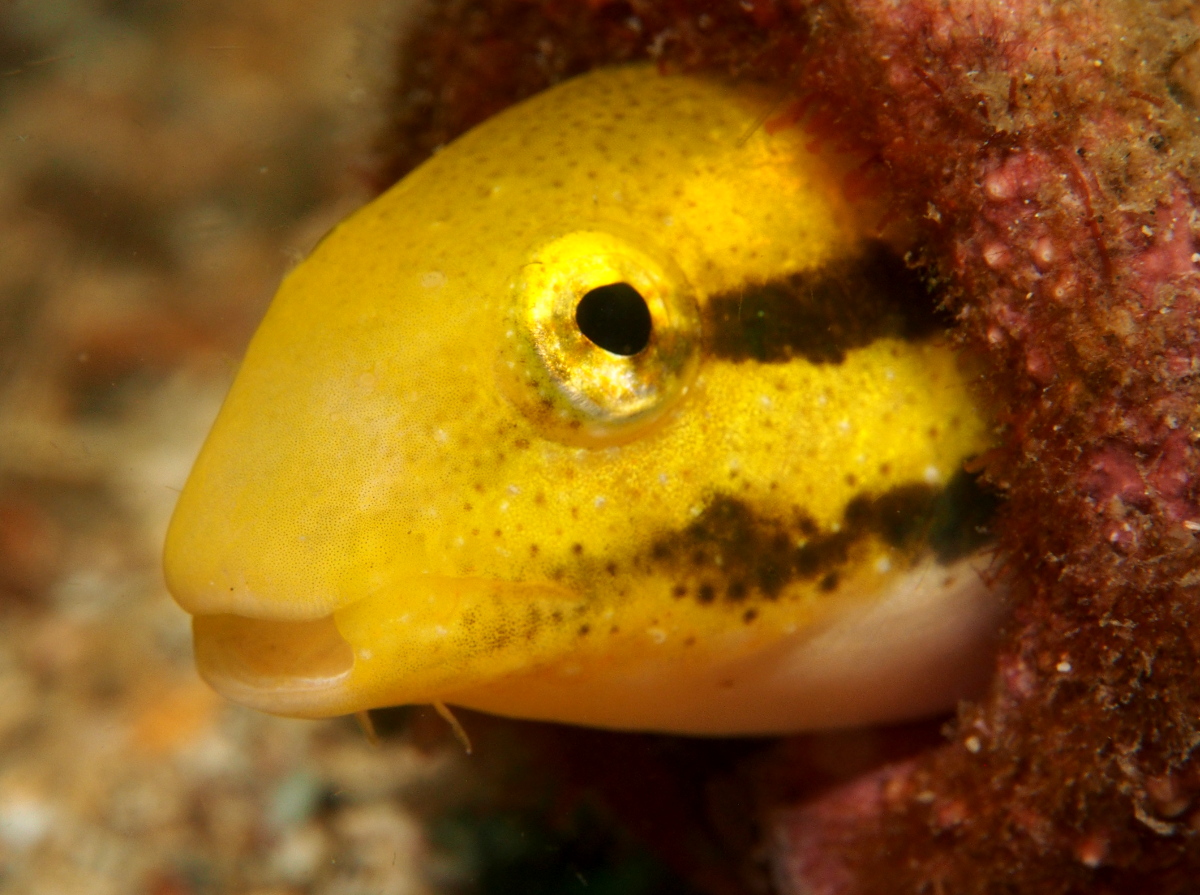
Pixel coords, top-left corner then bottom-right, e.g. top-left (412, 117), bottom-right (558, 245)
top-left (164, 66), bottom-right (1003, 735)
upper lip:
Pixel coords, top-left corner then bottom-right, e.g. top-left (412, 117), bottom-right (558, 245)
top-left (188, 575), bottom-right (587, 718)
top-left (192, 612), bottom-right (357, 718)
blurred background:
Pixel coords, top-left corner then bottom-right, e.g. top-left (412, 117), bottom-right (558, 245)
top-left (0, 2), bottom-right (457, 892)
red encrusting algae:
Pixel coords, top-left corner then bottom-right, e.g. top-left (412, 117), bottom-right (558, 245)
top-left (380, 1), bottom-right (1200, 892)
top-left (775, 3), bottom-right (1200, 893)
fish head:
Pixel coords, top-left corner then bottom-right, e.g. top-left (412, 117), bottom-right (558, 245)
top-left (164, 66), bottom-right (1001, 734)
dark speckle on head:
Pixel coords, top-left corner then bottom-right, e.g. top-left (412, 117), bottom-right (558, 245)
top-left (704, 241), bottom-right (947, 365)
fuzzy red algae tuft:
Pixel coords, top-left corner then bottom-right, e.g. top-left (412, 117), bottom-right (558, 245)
top-left (775, 2), bottom-right (1200, 892)
top-left (379, 1), bottom-right (1200, 892)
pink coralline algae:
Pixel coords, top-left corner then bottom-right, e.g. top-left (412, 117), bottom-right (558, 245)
top-left (380, 1), bottom-right (1200, 892)
top-left (774, 1), bottom-right (1200, 892)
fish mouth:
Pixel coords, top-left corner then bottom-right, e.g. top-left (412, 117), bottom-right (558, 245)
top-left (190, 576), bottom-right (591, 719)
top-left (192, 613), bottom-right (358, 718)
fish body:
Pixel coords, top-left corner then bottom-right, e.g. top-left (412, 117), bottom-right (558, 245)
top-left (164, 66), bottom-right (1002, 734)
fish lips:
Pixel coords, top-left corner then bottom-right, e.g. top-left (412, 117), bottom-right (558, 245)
top-left (190, 575), bottom-right (588, 719)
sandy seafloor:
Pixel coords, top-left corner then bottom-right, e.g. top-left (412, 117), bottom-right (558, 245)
top-left (0, 2), bottom-right (472, 893)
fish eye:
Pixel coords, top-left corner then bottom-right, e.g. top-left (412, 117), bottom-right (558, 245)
top-left (502, 230), bottom-right (700, 446)
top-left (574, 282), bottom-right (652, 356)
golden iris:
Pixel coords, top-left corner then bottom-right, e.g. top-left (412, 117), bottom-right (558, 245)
top-left (502, 229), bottom-right (700, 446)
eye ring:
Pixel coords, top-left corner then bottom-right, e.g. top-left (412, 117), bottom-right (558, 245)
top-left (501, 229), bottom-right (700, 446)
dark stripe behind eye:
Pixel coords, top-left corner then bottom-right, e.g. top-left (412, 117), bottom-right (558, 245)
top-left (703, 241), bottom-right (948, 365)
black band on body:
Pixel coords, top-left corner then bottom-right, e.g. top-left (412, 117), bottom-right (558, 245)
top-left (639, 468), bottom-right (997, 609)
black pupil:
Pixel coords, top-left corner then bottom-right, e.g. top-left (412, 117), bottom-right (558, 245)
top-left (574, 282), bottom-right (652, 356)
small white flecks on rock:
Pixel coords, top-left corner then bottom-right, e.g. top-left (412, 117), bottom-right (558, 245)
top-left (1057, 659), bottom-right (1073, 673)
top-left (982, 242), bottom-right (1009, 268)
top-left (983, 169), bottom-right (1014, 201)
